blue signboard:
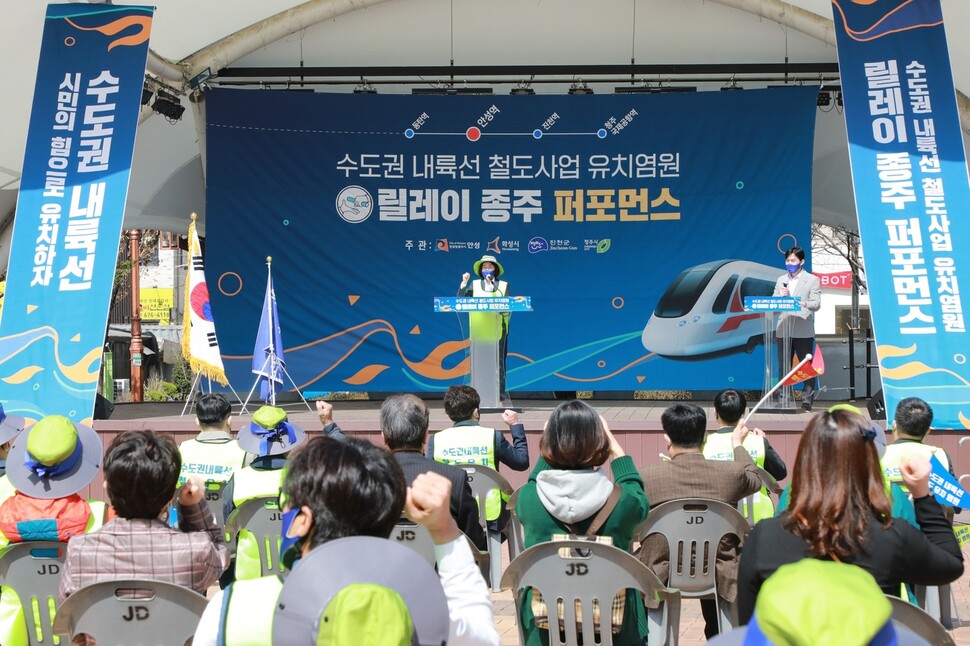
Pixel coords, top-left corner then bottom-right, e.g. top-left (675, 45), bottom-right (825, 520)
top-left (832, 0), bottom-right (970, 428)
top-left (205, 87), bottom-right (817, 394)
top-left (433, 297), bottom-right (533, 313)
top-left (0, 4), bottom-right (153, 423)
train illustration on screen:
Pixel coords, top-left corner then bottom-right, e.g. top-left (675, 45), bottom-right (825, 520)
top-left (641, 259), bottom-right (779, 358)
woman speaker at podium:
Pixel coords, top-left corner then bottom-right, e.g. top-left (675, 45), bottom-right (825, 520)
top-left (459, 254), bottom-right (510, 399)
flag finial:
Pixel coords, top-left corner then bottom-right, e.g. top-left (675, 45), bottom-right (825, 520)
top-left (190, 212), bottom-right (197, 221)
top-left (266, 256), bottom-right (272, 263)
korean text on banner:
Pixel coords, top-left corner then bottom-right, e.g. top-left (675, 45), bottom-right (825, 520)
top-left (831, 0), bottom-right (970, 429)
top-left (0, 4), bottom-right (153, 424)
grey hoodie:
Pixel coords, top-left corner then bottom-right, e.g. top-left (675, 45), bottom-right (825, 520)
top-left (535, 467), bottom-right (614, 524)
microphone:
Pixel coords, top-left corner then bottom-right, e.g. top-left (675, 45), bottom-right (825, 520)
top-left (782, 282), bottom-right (788, 288)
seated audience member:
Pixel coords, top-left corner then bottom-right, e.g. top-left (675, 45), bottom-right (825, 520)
top-left (0, 415), bottom-right (107, 646)
top-left (428, 385), bottom-right (530, 531)
top-left (1, 415), bottom-right (108, 543)
top-left (193, 436), bottom-right (499, 646)
top-left (178, 393), bottom-right (247, 522)
top-left (776, 420), bottom-right (920, 529)
top-left (381, 394), bottom-right (487, 551)
top-left (58, 430), bottom-right (229, 602)
top-left (221, 405), bottom-right (306, 581)
top-left (639, 403), bottom-right (762, 639)
top-left (712, 559), bottom-right (931, 646)
top-left (515, 400), bottom-right (648, 646)
top-left (882, 397), bottom-right (960, 514)
top-left (737, 405), bottom-right (964, 624)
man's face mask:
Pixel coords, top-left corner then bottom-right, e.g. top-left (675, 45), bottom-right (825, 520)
top-left (786, 262), bottom-right (801, 274)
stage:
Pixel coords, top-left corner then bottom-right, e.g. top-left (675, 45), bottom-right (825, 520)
top-left (86, 395), bottom-right (970, 500)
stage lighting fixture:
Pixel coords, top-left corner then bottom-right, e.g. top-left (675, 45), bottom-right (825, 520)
top-left (721, 78), bottom-right (743, 91)
top-left (510, 81), bottom-right (535, 95)
top-left (817, 90), bottom-right (832, 107)
top-left (141, 86), bottom-right (153, 106)
top-left (151, 90), bottom-right (185, 122)
top-left (836, 92), bottom-right (843, 107)
top-left (353, 79), bottom-right (377, 94)
top-left (568, 80), bottom-right (593, 95)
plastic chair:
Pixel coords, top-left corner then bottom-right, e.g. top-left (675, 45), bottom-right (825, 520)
top-left (52, 579), bottom-right (208, 645)
top-left (203, 480), bottom-right (229, 526)
top-left (461, 464), bottom-right (514, 591)
top-left (391, 519), bottom-right (491, 582)
top-left (500, 538), bottom-right (681, 646)
top-left (505, 488), bottom-right (526, 561)
top-left (635, 498), bottom-right (751, 635)
top-left (0, 541), bottom-right (67, 645)
top-left (391, 520), bottom-right (437, 566)
top-left (887, 594), bottom-right (956, 646)
top-left (223, 494), bottom-right (282, 577)
top-left (273, 536), bottom-right (450, 646)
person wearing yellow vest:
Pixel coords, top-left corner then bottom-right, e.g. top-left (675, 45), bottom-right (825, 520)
top-left (460, 254), bottom-right (511, 400)
top-left (180, 394), bottom-right (248, 526)
top-left (428, 385), bottom-right (529, 530)
top-left (703, 389), bottom-right (788, 522)
top-left (0, 415), bottom-right (109, 646)
top-left (883, 397), bottom-right (959, 514)
top-left (192, 437), bottom-right (499, 646)
top-left (221, 405), bottom-right (308, 581)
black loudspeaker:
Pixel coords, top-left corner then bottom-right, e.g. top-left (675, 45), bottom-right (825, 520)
top-left (867, 389), bottom-right (886, 421)
top-left (93, 394), bottom-right (115, 420)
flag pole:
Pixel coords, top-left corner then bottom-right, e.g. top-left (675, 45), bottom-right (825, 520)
top-left (266, 257), bottom-right (276, 406)
top-left (743, 353), bottom-right (813, 426)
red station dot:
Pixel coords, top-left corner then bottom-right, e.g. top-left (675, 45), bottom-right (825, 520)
top-left (466, 127), bottom-right (481, 142)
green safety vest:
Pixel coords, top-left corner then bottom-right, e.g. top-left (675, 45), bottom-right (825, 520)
top-left (179, 438), bottom-right (247, 486)
top-left (219, 575), bottom-right (284, 646)
top-left (180, 439), bottom-right (247, 526)
top-left (231, 466), bottom-right (284, 581)
top-left (432, 426), bottom-right (501, 520)
top-left (702, 431), bottom-right (774, 521)
top-left (469, 280), bottom-right (510, 340)
top-left (882, 442), bottom-right (951, 491)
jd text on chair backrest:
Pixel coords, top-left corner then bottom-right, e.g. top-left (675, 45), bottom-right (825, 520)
top-left (52, 578), bottom-right (208, 646)
top-left (223, 494), bottom-right (283, 577)
top-left (0, 541), bottom-right (67, 646)
top-left (272, 536), bottom-right (450, 646)
top-left (636, 498), bottom-right (751, 634)
top-left (500, 538), bottom-right (681, 646)
top-left (461, 464), bottom-right (514, 591)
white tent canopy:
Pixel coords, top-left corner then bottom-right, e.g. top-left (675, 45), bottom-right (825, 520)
top-left (1, 0), bottom-right (969, 269)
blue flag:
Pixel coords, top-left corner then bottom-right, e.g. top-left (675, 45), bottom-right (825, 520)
top-left (252, 272), bottom-right (285, 402)
top-left (929, 454), bottom-right (968, 508)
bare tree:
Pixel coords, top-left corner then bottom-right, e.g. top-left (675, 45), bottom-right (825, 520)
top-left (811, 222), bottom-right (867, 294)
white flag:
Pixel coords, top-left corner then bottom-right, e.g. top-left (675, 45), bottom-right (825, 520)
top-left (181, 217), bottom-right (228, 385)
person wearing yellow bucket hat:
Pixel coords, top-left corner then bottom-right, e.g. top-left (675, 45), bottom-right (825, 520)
top-left (459, 254), bottom-right (511, 399)
top-left (221, 405), bottom-right (308, 582)
top-left (0, 415), bottom-right (108, 646)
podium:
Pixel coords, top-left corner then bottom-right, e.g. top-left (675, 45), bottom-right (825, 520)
top-left (744, 296), bottom-right (802, 412)
top-left (434, 296), bottom-right (533, 410)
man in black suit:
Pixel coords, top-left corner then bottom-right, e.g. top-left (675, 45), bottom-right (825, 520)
top-left (380, 394), bottom-right (487, 551)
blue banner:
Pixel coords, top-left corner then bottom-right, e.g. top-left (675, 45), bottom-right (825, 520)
top-left (832, 0), bottom-right (970, 429)
top-left (0, 4), bottom-right (153, 423)
top-left (206, 87), bottom-right (817, 394)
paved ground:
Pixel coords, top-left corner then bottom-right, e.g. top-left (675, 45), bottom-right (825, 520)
top-left (489, 542), bottom-right (970, 645)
